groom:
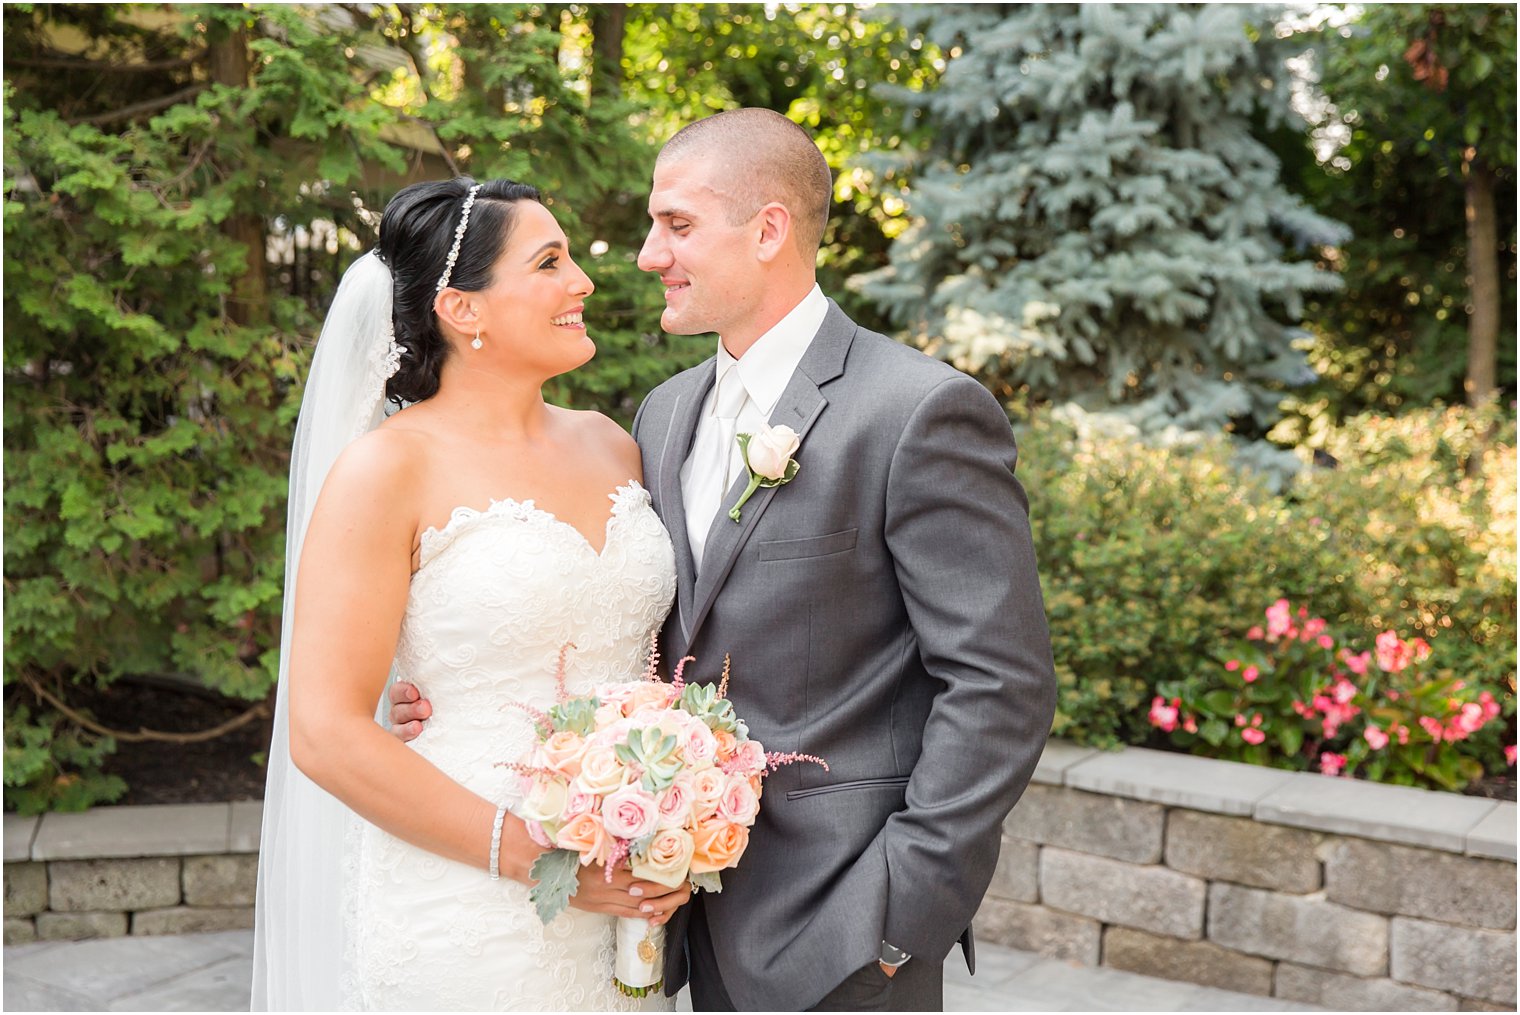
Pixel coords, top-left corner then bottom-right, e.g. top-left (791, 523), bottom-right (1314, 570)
top-left (396, 109), bottom-right (1055, 1011)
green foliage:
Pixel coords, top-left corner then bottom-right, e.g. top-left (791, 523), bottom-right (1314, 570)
top-left (1023, 405), bottom-right (1516, 783)
top-left (863, 4), bottom-right (1347, 436)
top-left (527, 846), bottom-right (583, 923)
top-left (1277, 4), bottom-right (1517, 438)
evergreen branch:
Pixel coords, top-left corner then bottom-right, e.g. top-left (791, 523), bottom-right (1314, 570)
top-left (21, 671), bottom-right (270, 745)
top-left (9, 53), bottom-right (203, 73)
top-left (70, 84), bottom-right (207, 127)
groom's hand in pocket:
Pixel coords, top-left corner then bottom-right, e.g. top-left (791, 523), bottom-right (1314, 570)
top-left (386, 681), bottom-right (431, 741)
top-left (568, 865), bottom-right (691, 927)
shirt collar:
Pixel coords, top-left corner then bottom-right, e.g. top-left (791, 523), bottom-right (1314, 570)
top-left (715, 284), bottom-right (828, 417)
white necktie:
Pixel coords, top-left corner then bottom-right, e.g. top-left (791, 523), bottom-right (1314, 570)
top-left (686, 365), bottom-right (749, 571)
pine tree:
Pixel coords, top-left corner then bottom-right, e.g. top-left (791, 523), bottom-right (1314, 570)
top-left (862, 4), bottom-right (1347, 434)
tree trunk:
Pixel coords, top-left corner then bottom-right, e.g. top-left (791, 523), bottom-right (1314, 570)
top-left (1462, 149), bottom-right (1498, 407)
top-left (208, 23), bottom-right (269, 328)
top-left (589, 4), bottom-right (626, 101)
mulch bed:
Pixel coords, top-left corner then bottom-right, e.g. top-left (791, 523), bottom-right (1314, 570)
top-left (38, 681), bottom-right (1520, 806)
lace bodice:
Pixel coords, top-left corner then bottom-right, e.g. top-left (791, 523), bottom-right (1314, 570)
top-left (345, 482), bottom-right (677, 1011)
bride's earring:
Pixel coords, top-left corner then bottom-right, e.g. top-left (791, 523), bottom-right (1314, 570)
top-left (471, 328), bottom-right (483, 350)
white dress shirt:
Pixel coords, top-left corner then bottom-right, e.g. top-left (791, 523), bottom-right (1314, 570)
top-left (681, 284), bottom-right (829, 570)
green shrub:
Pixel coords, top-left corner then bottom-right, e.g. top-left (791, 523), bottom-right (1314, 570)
top-left (1023, 405), bottom-right (1515, 786)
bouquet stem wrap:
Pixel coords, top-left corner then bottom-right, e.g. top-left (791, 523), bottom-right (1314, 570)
top-left (614, 916), bottom-right (664, 996)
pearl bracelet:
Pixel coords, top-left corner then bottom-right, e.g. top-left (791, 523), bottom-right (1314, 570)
top-left (488, 804), bottom-right (508, 881)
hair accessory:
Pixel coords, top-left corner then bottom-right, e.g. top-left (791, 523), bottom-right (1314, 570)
top-left (436, 183), bottom-right (484, 294)
top-left (471, 328), bottom-right (483, 351)
top-left (488, 803), bottom-right (508, 880)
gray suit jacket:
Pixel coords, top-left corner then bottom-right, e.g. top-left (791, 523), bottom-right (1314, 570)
top-left (632, 301), bottom-right (1056, 1011)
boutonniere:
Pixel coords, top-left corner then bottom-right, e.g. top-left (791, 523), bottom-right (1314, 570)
top-left (729, 423), bottom-right (801, 522)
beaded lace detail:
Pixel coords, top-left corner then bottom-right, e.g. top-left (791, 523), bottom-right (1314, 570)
top-left (343, 482), bottom-right (675, 1011)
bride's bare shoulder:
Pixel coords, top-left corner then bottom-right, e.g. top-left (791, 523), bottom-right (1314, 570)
top-left (321, 424), bottom-right (431, 504)
top-left (557, 406), bottom-right (640, 476)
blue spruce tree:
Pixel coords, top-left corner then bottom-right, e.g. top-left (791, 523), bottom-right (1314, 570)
top-left (862, 4), bottom-right (1347, 435)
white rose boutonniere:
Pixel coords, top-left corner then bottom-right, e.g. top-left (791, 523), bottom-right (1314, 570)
top-left (729, 424), bottom-right (801, 522)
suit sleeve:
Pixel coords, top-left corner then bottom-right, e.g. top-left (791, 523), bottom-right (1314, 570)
top-left (878, 372), bottom-right (1057, 959)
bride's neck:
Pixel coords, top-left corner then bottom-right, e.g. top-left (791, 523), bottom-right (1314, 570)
top-left (429, 362), bottom-right (553, 439)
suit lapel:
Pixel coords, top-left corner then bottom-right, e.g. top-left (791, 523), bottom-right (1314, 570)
top-left (657, 363), bottom-right (713, 641)
top-left (685, 302), bottom-right (856, 646)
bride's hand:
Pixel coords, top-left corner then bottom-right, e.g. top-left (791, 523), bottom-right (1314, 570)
top-left (568, 865), bottom-right (692, 927)
top-left (387, 681), bottom-right (431, 741)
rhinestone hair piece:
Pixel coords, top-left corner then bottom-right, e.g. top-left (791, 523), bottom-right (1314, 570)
top-left (435, 183), bottom-right (484, 294)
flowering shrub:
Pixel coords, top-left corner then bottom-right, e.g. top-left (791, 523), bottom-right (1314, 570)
top-left (1152, 599), bottom-right (1512, 791)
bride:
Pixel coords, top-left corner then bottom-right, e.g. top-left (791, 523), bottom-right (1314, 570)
top-left (252, 178), bottom-right (687, 1011)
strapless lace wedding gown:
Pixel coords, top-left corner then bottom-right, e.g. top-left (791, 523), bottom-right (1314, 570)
top-left (344, 482), bottom-right (677, 1011)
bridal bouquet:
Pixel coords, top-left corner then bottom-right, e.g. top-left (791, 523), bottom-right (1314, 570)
top-left (504, 640), bottom-right (824, 997)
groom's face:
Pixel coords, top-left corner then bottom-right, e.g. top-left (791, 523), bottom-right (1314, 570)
top-left (638, 156), bottom-right (762, 340)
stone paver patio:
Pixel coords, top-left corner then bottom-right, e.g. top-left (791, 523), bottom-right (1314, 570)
top-left (3, 930), bottom-right (1320, 1011)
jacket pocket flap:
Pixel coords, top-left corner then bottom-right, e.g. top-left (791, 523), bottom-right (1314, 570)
top-left (758, 527), bottom-right (858, 562)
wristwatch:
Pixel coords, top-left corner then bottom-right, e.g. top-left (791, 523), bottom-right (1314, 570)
top-left (879, 940), bottom-right (911, 968)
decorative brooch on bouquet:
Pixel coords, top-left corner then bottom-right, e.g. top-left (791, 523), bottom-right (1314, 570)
top-left (730, 422), bottom-right (801, 522)
top-left (501, 637), bottom-right (826, 997)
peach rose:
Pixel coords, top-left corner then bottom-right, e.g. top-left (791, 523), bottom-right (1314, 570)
top-left (540, 730), bottom-right (585, 778)
top-left (690, 818), bottom-right (750, 874)
top-left (631, 827), bottom-right (695, 888)
top-left (574, 746), bottom-right (626, 796)
top-left (555, 811), bottom-right (611, 866)
top-left (716, 775), bottom-right (759, 825)
top-left (593, 702), bottom-right (624, 729)
top-left (689, 768), bottom-right (727, 818)
top-left (623, 682), bottom-right (675, 717)
top-left (712, 729), bottom-right (738, 760)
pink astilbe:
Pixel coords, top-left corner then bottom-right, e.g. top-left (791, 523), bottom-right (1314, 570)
top-left (601, 838), bottom-right (630, 883)
top-left (501, 699), bottom-right (554, 736)
top-left (669, 655), bottom-right (697, 695)
top-left (718, 654), bottom-right (732, 700)
top-left (496, 760), bottom-right (559, 779)
top-left (641, 631), bottom-right (662, 682)
top-left (553, 641), bottom-right (577, 703)
top-left (765, 751), bottom-right (830, 774)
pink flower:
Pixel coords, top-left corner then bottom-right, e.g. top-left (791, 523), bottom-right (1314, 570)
top-left (1320, 752), bottom-right (1347, 777)
top-left (1317, 635), bottom-right (1334, 650)
top-left (1479, 691), bottom-right (1500, 722)
top-left (1418, 716), bottom-right (1444, 742)
top-left (716, 775), bottom-right (760, 825)
top-left (1303, 617), bottom-right (1327, 640)
top-left (539, 730), bottom-right (586, 778)
top-left (1391, 723), bottom-right (1410, 745)
top-left (1452, 703), bottom-right (1487, 736)
top-left (525, 819), bottom-right (554, 849)
top-left (1364, 725), bottom-right (1389, 750)
top-left (729, 739), bottom-right (768, 776)
top-left (1182, 715), bottom-right (1198, 734)
top-left (1265, 599), bottom-right (1293, 639)
top-left (1225, 660), bottom-right (1240, 672)
top-left (656, 775), bottom-right (694, 830)
top-left (1332, 679), bottom-right (1357, 705)
top-left (601, 784), bottom-right (660, 839)
top-left (556, 812), bottom-right (611, 866)
top-left (1340, 650), bottom-right (1371, 676)
top-left (1241, 727), bottom-right (1266, 746)
top-left (1246, 626), bottom-right (1265, 641)
top-left (1149, 696), bottom-right (1180, 733)
top-left (1242, 665), bottom-right (1260, 684)
top-left (1506, 745), bottom-right (1517, 767)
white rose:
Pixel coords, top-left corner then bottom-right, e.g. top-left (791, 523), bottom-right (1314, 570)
top-left (744, 424), bottom-right (800, 481)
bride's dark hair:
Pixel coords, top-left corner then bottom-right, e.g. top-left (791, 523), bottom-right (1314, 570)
top-left (377, 177), bottom-right (542, 406)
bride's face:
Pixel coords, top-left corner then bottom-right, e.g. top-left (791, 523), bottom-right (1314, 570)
top-left (470, 200), bottom-right (596, 379)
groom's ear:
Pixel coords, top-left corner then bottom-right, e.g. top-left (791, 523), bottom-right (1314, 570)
top-left (753, 202), bottom-right (793, 263)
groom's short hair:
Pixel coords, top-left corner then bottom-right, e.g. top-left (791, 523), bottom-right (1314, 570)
top-left (659, 108), bottom-right (833, 255)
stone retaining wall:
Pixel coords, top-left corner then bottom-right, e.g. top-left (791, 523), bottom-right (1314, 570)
top-left (4, 801), bottom-right (260, 945)
top-left (3, 743), bottom-right (1516, 1011)
top-left (974, 743), bottom-right (1518, 1011)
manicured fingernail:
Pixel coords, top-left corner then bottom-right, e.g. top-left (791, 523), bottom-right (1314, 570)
top-left (640, 903), bottom-right (653, 913)
top-left (628, 886), bottom-right (643, 898)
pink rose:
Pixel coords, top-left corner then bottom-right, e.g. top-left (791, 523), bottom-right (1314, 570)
top-left (717, 775), bottom-right (760, 825)
top-left (556, 812), bottom-right (611, 866)
top-left (563, 786), bottom-right (598, 818)
top-left (601, 784), bottom-right (660, 840)
top-left (683, 722), bottom-right (718, 766)
top-left (656, 775), bottom-right (694, 830)
top-left (730, 740), bottom-right (767, 776)
top-left (1363, 725), bottom-right (1389, 750)
top-left (525, 820), bottom-right (554, 849)
top-left (540, 730), bottom-right (586, 778)
top-left (743, 423), bottom-right (801, 481)
top-left (713, 729), bottom-right (738, 761)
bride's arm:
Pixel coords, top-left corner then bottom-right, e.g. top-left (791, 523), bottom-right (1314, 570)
top-left (286, 432), bottom-right (525, 872)
top-left (285, 435), bottom-right (687, 921)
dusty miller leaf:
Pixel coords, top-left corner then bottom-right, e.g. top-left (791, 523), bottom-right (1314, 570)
top-left (528, 848), bottom-right (582, 924)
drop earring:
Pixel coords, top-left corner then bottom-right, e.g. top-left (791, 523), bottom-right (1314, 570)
top-left (471, 329), bottom-right (483, 350)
